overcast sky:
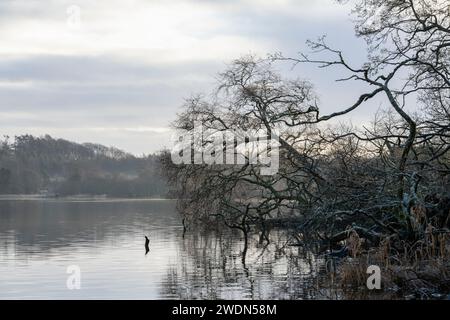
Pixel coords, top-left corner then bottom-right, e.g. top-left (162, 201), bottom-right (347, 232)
top-left (0, 0), bottom-right (380, 154)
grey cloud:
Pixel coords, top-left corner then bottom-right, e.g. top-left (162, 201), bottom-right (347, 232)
top-left (0, 0), bottom-right (381, 154)
top-left (0, 54), bottom-right (221, 83)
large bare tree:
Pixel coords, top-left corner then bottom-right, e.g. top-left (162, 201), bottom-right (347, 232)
top-left (161, 0), bottom-right (449, 256)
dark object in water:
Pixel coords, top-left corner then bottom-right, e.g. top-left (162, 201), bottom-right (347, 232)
top-left (182, 218), bottom-right (187, 238)
top-left (145, 235), bottom-right (150, 255)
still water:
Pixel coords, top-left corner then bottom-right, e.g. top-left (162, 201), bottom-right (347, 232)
top-left (0, 199), bottom-right (330, 299)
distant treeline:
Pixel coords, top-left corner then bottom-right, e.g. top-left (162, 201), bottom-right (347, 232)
top-left (0, 134), bottom-right (168, 197)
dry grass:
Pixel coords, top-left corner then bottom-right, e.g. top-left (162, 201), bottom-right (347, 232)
top-left (334, 227), bottom-right (450, 299)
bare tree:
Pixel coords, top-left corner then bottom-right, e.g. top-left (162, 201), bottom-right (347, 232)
top-left (161, 0), bottom-right (449, 258)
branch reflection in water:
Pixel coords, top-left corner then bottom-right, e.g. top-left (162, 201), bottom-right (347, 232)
top-left (160, 228), bottom-right (337, 299)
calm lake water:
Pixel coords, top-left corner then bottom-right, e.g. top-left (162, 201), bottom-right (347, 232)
top-left (0, 198), bottom-right (331, 299)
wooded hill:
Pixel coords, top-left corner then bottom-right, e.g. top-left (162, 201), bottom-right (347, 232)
top-left (0, 134), bottom-right (167, 197)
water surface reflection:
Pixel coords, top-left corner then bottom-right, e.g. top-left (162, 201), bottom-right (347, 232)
top-left (0, 199), bottom-right (332, 299)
